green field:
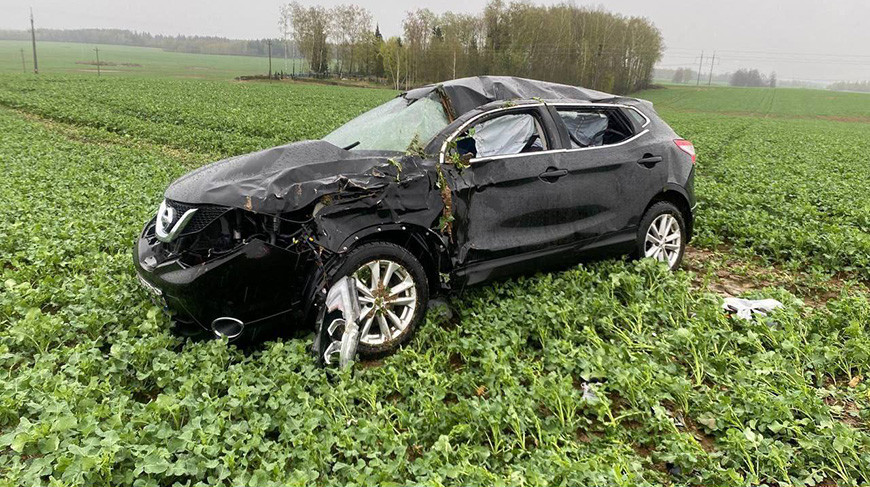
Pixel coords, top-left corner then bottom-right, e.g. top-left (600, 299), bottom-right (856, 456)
top-left (639, 84), bottom-right (870, 121)
top-left (637, 86), bottom-right (870, 280)
top-left (0, 40), bottom-right (298, 79)
top-left (1, 75), bottom-right (869, 486)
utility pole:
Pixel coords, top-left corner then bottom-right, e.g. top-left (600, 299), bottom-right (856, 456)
top-left (20, 48), bottom-right (26, 74)
top-left (707, 52), bottom-right (716, 86)
top-left (696, 51), bottom-right (703, 86)
top-left (30, 8), bottom-right (38, 74)
top-left (94, 47), bottom-right (100, 77)
top-left (267, 39), bottom-right (272, 79)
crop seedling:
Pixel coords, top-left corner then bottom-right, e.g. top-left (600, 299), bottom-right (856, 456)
top-left (0, 74), bottom-right (868, 486)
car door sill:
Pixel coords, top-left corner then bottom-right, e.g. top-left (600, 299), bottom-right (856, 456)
top-left (455, 229), bottom-right (637, 286)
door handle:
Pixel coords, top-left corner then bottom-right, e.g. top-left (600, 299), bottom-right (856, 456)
top-left (539, 168), bottom-right (568, 182)
top-left (637, 155), bottom-right (663, 166)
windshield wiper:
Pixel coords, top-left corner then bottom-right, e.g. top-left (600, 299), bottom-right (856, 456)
top-left (342, 141), bottom-right (360, 150)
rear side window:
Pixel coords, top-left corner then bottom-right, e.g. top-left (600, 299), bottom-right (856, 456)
top-left (453, 112), bottom-right (548, 159)
top-left (625, 107), bottom-right (648, 128)
top-left (556, 108), bottom-right (635, 148)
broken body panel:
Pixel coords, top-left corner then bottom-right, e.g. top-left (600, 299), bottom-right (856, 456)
top-left (134, 76), bottom-right (695, 338)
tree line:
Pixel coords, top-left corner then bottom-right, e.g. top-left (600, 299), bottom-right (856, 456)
top-left (281, 0), bottom-right (663, 94)
top-left (0, 28), bottom-right (288, 58)
top-left (729, 68), bottom-right (776, 88)
top-left (828, 81), bottom-right (870, 93)
top-left (657, 67), bottom-right (778, 87)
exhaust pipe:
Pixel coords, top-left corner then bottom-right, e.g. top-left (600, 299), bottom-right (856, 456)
top-left (211, 317), bottom-right (245, 340)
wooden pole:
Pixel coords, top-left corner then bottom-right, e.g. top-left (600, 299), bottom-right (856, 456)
top-left (30, 8), bottom-right (38, 74)
top-left (94, 47), bottom-right (100, 77)
top-left (707, 52), bottom-right (716, 86)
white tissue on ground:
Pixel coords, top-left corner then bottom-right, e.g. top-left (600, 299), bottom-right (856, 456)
top-left (722, 297), bottom-right (784, 320)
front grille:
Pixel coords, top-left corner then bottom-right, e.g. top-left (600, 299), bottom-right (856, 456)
top-left (166, 199), bottom-right (230, 236)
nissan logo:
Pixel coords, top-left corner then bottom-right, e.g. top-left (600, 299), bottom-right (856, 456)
top-left (155, 200), bottom-right (198, 243)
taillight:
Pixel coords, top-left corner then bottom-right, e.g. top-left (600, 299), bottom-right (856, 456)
top-left (674, 139), bottom-right (696, 164)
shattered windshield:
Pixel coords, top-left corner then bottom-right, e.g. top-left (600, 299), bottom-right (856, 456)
top-left (323, 93), bottom-right (450, 152)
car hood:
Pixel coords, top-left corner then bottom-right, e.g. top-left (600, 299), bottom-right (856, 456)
top-left (165, 140), bottom-right (413, 214)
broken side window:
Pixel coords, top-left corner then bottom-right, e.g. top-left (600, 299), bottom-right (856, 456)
top-left (556, 108), bottom-right (635, 149)
top-left (455, 113), bottom-right (547, 159)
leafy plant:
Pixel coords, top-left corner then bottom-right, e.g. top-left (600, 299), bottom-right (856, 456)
top-left (0, 74), bottom-right (868, 486)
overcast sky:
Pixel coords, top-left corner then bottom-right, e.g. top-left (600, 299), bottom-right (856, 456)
top-left (1, 0), bottom-right (868, 82)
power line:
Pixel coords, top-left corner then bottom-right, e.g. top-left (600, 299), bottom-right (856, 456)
top-left (666, 46), bottom-right (870, 60)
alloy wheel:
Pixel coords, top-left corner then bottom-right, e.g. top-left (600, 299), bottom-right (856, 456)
top-left (352, 259), bottom-right (417, 346)
top-left (644, 213), bottom-right (682, 268)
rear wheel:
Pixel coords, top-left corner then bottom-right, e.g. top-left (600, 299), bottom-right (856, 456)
top-left (330, 242), bottom-right (429, 357)
top-left (637, 201), bottom-right (686, 270)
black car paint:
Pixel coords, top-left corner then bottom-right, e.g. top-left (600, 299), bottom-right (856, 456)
top-left (133, 77), bottom-right (695, 337)
top-left (136, 218), bottom-right (318, 335)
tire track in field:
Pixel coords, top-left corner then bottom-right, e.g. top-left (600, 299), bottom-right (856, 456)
top-left (0, 106), bottom-right (210, 168)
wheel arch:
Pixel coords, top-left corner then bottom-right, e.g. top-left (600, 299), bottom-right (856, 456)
top-left (335, 223), bottom-right (448, 293)
top-left (644, 187), bottom-right (694, 240)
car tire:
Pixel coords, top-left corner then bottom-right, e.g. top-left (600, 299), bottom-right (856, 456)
top-left (330, 242), bottom-right (429, 358)
top-left (636, 201), bottom-right (687, 270)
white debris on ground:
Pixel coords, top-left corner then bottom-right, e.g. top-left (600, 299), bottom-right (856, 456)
top-left (581, 382), bottom-right (599, 402)
top-left (722, 297), bottom-right (784, 320)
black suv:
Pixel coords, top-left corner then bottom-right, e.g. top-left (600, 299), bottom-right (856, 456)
top-left (134, 76), bottom-right (696, 361)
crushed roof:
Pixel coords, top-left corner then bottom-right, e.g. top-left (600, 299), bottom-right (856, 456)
top-left (405, 76), bottom-right (617, 118)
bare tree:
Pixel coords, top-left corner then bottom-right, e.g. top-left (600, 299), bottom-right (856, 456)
top-left (331, 5), bottom-right (373, 76)
top-left (380, 37), bottom-right (405, 90)
top-left (281, 2), bottom-right (331, 75)
top-left (278, 4), bottom-right (292, 72)
top-left (402, 9), bottom-right (436, 87)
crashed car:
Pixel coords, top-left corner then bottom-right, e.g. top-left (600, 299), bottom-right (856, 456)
top-left (134, 76), bottom-right (696, 363)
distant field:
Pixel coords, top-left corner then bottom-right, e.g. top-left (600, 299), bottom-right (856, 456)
top-left (0, 40), bottom-right (302, 79)
top-left (637, 84), bottom-right (870, 121)
top-left (0, 74), bottom-right (394, 157)
top-left (637, 85), bottom-right (870, 278)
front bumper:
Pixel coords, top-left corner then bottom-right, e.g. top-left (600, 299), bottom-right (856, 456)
top-left (133, 226), bottom-right (312, 335)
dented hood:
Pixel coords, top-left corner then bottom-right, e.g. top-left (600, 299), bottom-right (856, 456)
top-left (165, 140), bottom-right (404, 214)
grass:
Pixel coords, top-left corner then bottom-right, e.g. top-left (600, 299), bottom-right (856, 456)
top-left (0, 74), bottom-right (395, 157)
top-left (0, 75), bottom-right (868, 486)
top-left (637, 84), bottom-right (870, 121)
top-left (0, 40), bottom-right (305, 80)
top-left (638, 86), bottom-right (870, 282)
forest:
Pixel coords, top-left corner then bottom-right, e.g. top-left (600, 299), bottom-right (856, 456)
top-left (279, 0), bottom-right (665, 93)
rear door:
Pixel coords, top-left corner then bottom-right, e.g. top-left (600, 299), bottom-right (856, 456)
top-left (548, 104), bottom-right (667, 244)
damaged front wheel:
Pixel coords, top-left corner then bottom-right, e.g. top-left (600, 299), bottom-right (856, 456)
top-left (334, 242), bottom-right (429, 358)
